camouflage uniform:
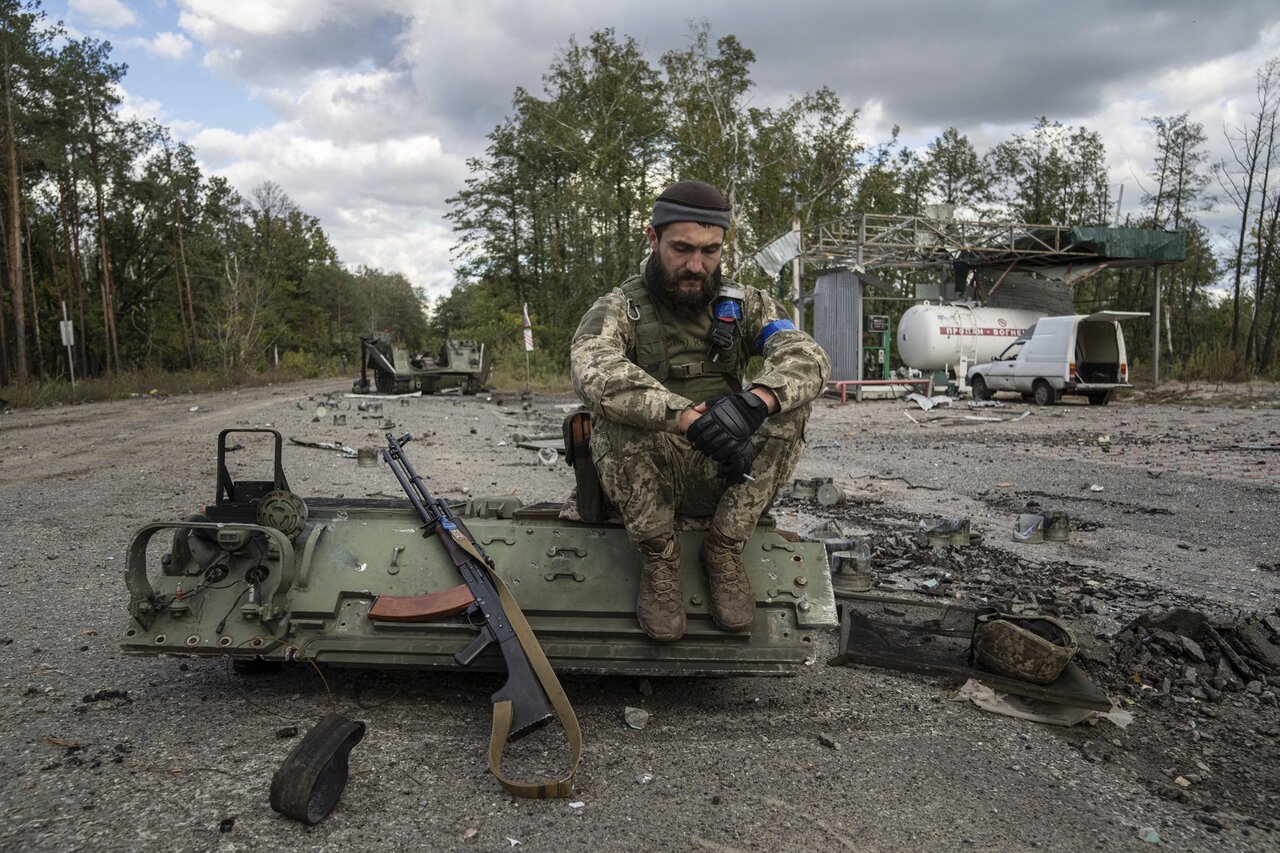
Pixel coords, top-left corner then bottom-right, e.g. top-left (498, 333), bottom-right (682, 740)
top-left (571, 275), bottom-right (831, 544)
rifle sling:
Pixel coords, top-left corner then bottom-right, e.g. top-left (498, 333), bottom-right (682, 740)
top-left (482, 563), bottom-right (582, 798)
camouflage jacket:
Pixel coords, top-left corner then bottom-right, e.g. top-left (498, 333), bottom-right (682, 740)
top-left (570, 277), bottom-right (831, 434)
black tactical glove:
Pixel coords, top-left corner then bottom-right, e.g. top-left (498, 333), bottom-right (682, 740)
top-left (686, 391), bottom-right (769, 464)
top-left (716, 442), bottom-right (755, 486)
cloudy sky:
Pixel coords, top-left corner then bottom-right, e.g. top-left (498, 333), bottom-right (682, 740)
top-left (51, 0), bottom-right (1280, 300)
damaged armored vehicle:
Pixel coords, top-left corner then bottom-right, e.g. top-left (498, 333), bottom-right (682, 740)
top-left (352, 333), bottom-right (492, 395)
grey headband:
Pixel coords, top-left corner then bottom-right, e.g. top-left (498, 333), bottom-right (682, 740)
top-left (651, 198), bottom-right (732, 231)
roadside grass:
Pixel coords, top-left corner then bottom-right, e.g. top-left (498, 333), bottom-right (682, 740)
top-left (0, 363), bottom-right (346, 410)
top-left (485, 361), bottom-right (573, 393)
top-left (1130, 384), bottom-right (1280, 407)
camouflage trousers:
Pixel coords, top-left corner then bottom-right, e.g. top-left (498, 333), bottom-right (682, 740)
top-left (591, 404), bottom-right (810, 544)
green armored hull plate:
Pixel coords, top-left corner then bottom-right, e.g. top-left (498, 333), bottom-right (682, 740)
top-left (123, 498), bottom-right (836, 677)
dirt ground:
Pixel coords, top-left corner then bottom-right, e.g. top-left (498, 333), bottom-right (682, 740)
top-left (0, 379), bottom-right (1277, 852)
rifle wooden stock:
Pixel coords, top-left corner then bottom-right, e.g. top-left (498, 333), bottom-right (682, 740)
top-left (368, 583), bottom-right (476, 621)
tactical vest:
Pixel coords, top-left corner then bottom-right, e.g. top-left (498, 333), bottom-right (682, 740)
top-left (620, 275), bottom-right (747, 403)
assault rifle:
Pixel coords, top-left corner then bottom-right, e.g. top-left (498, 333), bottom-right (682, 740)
top-left (374, 432), bottom-right (580, 797)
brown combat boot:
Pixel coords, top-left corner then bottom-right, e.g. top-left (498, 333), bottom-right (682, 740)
top-left (701, 529), bottom-right (755, 632)
top-left (636, 536), bottom-right (685, 642)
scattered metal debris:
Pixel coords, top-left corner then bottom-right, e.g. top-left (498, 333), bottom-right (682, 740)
top-left (289, 438), bottom-right (358, 458)
top-left (830, 547), bottom-right (873, 594)
top-left (791, 477), bottom-right (832, 500)
top-left (816, 483), bottom-right (844, 506)
top-left (918, 517), bottom-right (970, 547)
top-left (1043, 513), bottom-right (1070, 542)
top-left (829, 595), bottom-right (1113, 710)
top-left (907, 393), bottom-right (954, 411)
top-left (1013, 514), bottom-right (1045, 543)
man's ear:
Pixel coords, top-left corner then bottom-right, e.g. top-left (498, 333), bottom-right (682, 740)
top-left (645, 225), bottom-right (658, 252)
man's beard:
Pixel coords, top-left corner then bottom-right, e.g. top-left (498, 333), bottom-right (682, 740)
top-left (644, 253), bottom-right (721, 316)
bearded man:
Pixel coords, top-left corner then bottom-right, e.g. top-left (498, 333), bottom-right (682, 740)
top-left (569, 180), bottom-right (830, 642)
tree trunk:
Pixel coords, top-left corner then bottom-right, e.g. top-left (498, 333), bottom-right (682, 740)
top-left (22, 193), bottom-right (43, 377)
top-left (85, 100), bottom-right (120, 373)
top-left (1256, 189), bottom-right (1280, 369)
top-left (2, 53), bottom-right (28, 383)
top-left (171, 219), bottom-right (192, 365)
top-left (0, 239), bottom-right (8, 385)
top-left (174, 198), bottom-right (198, 366)
top-left (1245, 120), bottom-right (1275, 363)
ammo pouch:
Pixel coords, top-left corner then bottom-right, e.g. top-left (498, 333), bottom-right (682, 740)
top-left (971, 612), bottom-right (1078, 685)
top-left (562, 408), bottom-right (606, 523)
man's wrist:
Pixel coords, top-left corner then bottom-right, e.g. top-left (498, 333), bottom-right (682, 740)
top-left (749, 386), bottom-right (780, 414)
top-left (678, 407), bottom-right (700, 434)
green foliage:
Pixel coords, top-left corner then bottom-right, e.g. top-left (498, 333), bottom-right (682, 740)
top-left (277, 349), bottom-right (342, 378)
top-left (0, 1), bottom-right (429, 386)
top-left (985, 118), bottom-right (1111, 224)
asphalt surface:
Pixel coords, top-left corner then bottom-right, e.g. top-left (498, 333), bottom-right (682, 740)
top-left (0, 379), bottom-right (1277, 852)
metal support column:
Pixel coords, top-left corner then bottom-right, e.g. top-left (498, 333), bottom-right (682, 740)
top-left (1152, 266), bottom-right (1161, 387)
top-left (791, 211), bottom-right (803, 329)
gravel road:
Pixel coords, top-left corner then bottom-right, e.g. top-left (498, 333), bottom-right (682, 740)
top-left (1, 380), bottom-right (1277, 852)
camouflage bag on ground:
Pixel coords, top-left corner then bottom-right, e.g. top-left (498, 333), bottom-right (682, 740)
top-left (972, 612), bottom-right (1078, 685)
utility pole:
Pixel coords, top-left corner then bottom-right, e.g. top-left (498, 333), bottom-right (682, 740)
top-left (791, 205), bottom-right (803, 329)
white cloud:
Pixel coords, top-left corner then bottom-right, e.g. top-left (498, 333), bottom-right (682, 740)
top-left (114, 83), bottom-right (167, 124)
top-left (69, 0), bottom-right (138, 29)
top-left (127, 31), bottom-right (194, 60)
top-left (187, 123), bottom-right (469, 296)
top-left (179, 0), bottom-right (401, 38)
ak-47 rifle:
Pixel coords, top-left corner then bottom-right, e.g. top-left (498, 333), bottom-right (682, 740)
top-left (372, 432), bottom-right (580, 798)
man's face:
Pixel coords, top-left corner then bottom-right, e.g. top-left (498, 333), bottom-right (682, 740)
top-left (646, 221), bottom-right (724, 311)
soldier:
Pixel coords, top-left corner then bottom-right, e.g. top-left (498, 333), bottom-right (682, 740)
top-left (570, 180), bottom-right (831, 642)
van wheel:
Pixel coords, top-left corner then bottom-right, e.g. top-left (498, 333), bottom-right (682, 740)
top-left (1032, 380), bottom-right (1056, 407)
top-left (970, 375), bottom-right (993, 401)
top-left (1088, 390), bottom-right (1113, 406)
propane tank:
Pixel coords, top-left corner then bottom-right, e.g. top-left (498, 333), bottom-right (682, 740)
top-left (896, 303), bottom-right (1045, 372)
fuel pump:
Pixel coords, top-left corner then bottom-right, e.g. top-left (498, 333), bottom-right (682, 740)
top-left (863, 314), bottom-right (890, 380)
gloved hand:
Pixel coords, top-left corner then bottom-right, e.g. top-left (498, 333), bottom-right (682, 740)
top-left (716, 442), bottom-right (755, 485)
top-left (686, 391), bottom-right (768, 464)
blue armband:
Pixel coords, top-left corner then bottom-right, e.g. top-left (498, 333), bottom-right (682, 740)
top-left (756, 319), bottom-right (797, 353)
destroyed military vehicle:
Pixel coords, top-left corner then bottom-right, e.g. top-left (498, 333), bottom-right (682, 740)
top-left (352, 333), bottom-right (492, 395)
top-left (121, 428), bottom-right (836, 679)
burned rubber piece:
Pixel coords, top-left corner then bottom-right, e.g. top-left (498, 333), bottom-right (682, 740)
top-left (270, 712), bottom-right (365, 824)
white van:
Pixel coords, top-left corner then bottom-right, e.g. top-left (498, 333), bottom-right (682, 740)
top-left (965, 311), bottom-right (1147, 406)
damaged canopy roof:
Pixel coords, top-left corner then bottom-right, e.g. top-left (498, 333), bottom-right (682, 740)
top-left (1069, 227), bottom-right (1188, 263)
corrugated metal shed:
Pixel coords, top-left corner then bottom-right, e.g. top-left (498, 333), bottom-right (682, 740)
top-left (813, 270), bottom-right (862, 382)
